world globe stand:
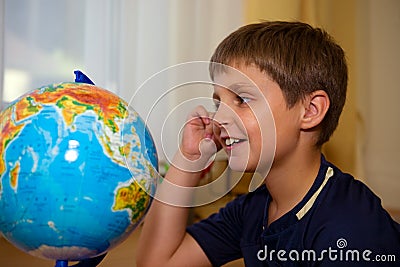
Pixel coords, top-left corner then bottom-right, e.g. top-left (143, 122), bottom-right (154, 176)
top-left (55, 261), bottom-right (68, 267)
top-left (55, 260), bottom-right (68, 267)
top-left (54, 253), bottom-right (107, 267)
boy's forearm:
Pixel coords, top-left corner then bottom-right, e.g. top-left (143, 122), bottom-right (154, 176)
top-left (137, 106), bottom-right (216, 266)
top-left (136, 162), bottom-right (202, 266)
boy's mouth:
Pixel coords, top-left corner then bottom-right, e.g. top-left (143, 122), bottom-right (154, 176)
top-left (224, 137), bottom-right (246, 148)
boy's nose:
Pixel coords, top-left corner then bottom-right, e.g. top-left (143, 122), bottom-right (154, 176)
top-left (212, 102), bottom-right (233, 128)
top-left (213, 102), bottom-right (232, 127)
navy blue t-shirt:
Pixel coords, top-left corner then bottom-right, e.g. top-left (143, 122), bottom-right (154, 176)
top-left (187, 156), bottom-right (400, 266)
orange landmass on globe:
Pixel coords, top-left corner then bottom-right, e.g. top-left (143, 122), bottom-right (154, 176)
top-left (10, 162), bottom-right (20, 189)
top-left (119, 142), bottom-right (131, 157)
top-left (113, 180), bottom-right (150, 223)
top-left (0, 107), bottom-right (25, 176)
top-left (58, 97), bottom-right (91, 126)
top-left (99, 134), bottom-right (114, 157)
top-left (15, 83), bottom-right (127, 133)
top-left (14, 96), bottom-right (43, 120)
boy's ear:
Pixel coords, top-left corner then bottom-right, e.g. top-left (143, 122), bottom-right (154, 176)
top-left (300, 90), bottom-right (330, 130)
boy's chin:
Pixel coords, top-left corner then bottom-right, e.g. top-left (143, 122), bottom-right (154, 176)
top-left (228, 161), bottom-right (254, 173)
top-left (228, 159), bottom-right (271, 177)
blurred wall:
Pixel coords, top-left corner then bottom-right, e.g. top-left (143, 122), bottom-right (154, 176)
top-left (356, 0), bottom-right (400, 210)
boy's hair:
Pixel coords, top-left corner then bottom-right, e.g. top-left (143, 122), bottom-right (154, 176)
top-left (209, 21), bottom-right (348, 147)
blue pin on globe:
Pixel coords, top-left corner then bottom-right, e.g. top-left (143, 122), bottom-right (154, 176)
top-left (0, 72), bottom-right (158, 267)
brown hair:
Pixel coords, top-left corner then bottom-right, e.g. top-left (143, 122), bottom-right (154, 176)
top-left (210, 21), bottom-right (348, 146)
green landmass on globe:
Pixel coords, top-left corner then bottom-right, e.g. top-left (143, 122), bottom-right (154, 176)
top-left (113, 179), bottom-right (150, 222)
top-left (0, 82), bottom-right (158, 262)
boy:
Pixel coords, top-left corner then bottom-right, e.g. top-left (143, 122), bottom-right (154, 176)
top-left (137, 21), bottom-right (400, 266)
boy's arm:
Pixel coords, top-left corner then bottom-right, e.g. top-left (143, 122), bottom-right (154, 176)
top-left (136, 106), bottom-right (218, 267)
top-left (136, 164), bottom-right (212, 267)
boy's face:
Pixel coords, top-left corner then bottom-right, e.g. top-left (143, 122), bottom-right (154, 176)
top-left (212, 63), bottom-right (303, 178)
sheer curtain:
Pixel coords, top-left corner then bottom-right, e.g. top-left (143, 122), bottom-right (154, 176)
top-left (2, 0), bottom-right (87, 104)
top-left (0, 0), bottom-right (4, 107)
top-left (0, 0), bottom-right (243, 161)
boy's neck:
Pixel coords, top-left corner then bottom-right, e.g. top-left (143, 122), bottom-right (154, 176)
top-left (264, 147), bottom-right (322, 225)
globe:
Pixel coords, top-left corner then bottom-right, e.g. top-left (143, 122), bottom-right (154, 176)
top-left (0, 82), bottom-right (158, 264)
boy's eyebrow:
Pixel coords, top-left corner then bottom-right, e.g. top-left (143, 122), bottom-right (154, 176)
top-left (214, 82), bottom-right (256, 93)
top-left (227, 82), bottom-right (248, 91)
top-left (227, 82), bottom-right (259, 94)
top-left (212, 82), bottom-right (259, 100)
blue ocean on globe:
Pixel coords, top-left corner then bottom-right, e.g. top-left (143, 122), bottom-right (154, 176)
top-left (0, 82), bottom-right (158, 262)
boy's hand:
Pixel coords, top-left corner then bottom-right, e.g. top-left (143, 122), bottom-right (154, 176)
top-left (174, 105), bottom-right (221, 173)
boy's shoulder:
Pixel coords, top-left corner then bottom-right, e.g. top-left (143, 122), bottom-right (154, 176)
top-left (307, 161), bottom-right (400, 253)
top-left (317, 162), bottom-right (393, 223)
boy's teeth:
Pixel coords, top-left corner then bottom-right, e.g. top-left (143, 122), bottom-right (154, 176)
top-left (225, 138), bottom-right (240, 146)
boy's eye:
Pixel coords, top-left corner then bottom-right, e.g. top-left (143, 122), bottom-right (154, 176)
top-left (235, 95), bottom-right (251, 105)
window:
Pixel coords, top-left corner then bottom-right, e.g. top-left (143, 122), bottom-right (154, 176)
top-left (3, 0), bottom-right (86, 104)
top-left (0, 0), bottom-right (243, 161)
